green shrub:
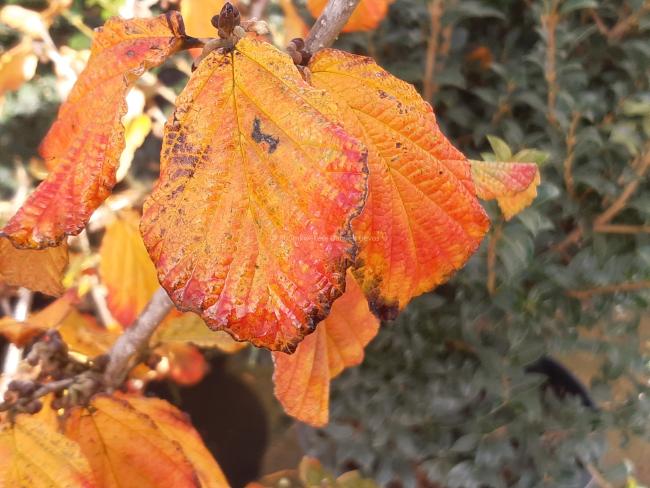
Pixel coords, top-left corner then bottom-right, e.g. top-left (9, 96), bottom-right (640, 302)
top-left (306, 1), bottom-right (650, 485)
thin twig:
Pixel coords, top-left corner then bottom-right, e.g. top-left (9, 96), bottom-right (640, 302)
top-left (563, 111), bottom-right (580, 199)
top-left (566, 280), bottom-right (650, 300)
top-left (590, 5), bottom-right (650, 42)
top-left (487, 222), bottom-right (502, 295)
top-left (583, 461), bottom-right (615, 488)
top-left (423, 0), bottom-right (443, 102)
top-left (555, 144), bottom-right (650, 254)
top-left (304, 0), bottom-right (362, 53)
top-left (594, 224), bottom-right (650, 234)
top-left (593, 148), bottom-right (650, 227)
top-left (541, 0), bottom-right (560, 125)
top-left (103, 287), bottom-right (173, 389)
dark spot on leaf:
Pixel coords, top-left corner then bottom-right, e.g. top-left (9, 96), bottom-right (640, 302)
top-left (251, 117), bottom-right (279, 154)
top-left (126, 49), bottom-right (135, 58)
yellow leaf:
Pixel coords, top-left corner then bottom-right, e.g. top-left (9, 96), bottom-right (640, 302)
top-left (155, 312), bottom-right (248, 353)
top-left (58, 310), bottom-right (120, 358)
top-left (65, 394), bottom-right (200, 488)
top-left (180, 0), bottom-right (221, 37)
top-left (279, 0), bottom-right (309, 45)
top-left (123, 394), bottom-right (230, 488)
top-left (0, 236), bottom-right (68, 296)
top-left (0, 414), bottom-right (95, 487)
top-left (99, 210), bottom-right (160, 327)
top-left (117, 113), bottom-right (152, 181)
top-left (469, 159), bottom-right (541, 220)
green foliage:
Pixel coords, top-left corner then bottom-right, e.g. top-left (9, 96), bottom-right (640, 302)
top-left (304, 0), bottom-right (650, 485)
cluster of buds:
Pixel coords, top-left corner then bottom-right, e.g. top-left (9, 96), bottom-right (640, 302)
top-left (286, 38), bottom-right (311, 66)
top-left (2, 380), bottom-right (43, 414)
top-left (0, 332), bottom-right (111, 416)
top-left (26, 330), bottom-right (70, 379)
top-left (192, 2), bottom-right (270, 71)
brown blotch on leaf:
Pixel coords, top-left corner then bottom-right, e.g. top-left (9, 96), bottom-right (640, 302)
top-left (251, 117), bottom-right (279, 154)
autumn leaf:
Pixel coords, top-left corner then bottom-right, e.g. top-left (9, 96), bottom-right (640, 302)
top-left (58, 310), bottom-right (120, 358)
top-left (272, 272), bottom-right (379, 426)
top-left (155, 312), bottom-right (248, 353)
top-left (65, 394), bottom-right (201, 487)
top-left (0, 292), bottom-right (73, 345)
top-left (141, 37), bottom-right (368, 352)
top-left (279, 0), bottom-right (309, 45)
top-left (122, 395), bottom-right (229, 487)
top-left (0, 40), bottom-right (38, 99)
top-left (307, 0), bottom-right (390, 32)
top-left (309, 49), bottom-right (489, 318)
top-left (470, 159), bottom-right (541, 220)
top-left (158, 343), bottom-right (208, 386)
top-left (99, 210), bottom-right (160, 326)
top-left (181, 0), bottom-right (221, 38)
top-left (2, 12), bottom-right (188, 249)
top-left (0, 414), bottom-right (95, 487)
top-left (0, 236), bottom-right (68, 296)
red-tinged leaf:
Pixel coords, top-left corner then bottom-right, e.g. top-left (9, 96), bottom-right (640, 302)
top-left (0, 414), bottom-right (95, 488)
top-left (2, 13), bottom-right (187, 248)
top-left (470, 159), bottom-right (541, 220)
top-left (65, 394), bottom-right (200, 488)
top-left (307, 0), bottom-right (390, 32)
top-left (309, 50), bottom-right (490, 318)
top-left (123, 394), bottom-right (229, 488)
top-left (0, 293), bottom-right (73, 345)
top-left (272, 272), bottom-right (379, 426)
top-left (0, 236), bottom-right (68, 295)
top-left (99, 210), bottom-right (161, 326)
top-left (159, 343), bottom-right (208, 386)
top-left (141, 38), bottom-right (368, 352)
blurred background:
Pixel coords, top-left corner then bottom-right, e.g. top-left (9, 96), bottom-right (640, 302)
top-left (0, 0), bottom-right (649, 486)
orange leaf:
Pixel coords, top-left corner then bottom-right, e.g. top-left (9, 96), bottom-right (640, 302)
top-left (123, 395), bottom-right (229, 488)
top-left (0, 236), bottom-right (68, 295)
top-left (272, 271), bottom-right (379, 426)
top-left (159, 343), bottom-right (208, 386)
top-left (0, 292), bottom-right (73, 345)
top-left (309, 50), bottom-right (489, 318)
top-left (2, 13), bottom-right (187, 248)
top-left (58, 310), bottom-right (120, 358)
top-left (0, 40), bottom-right (38, 97)
top-left (307, 0), bottom-right (389, 32)
top-left (470, 159), bottom-right (541, 220)
top-left (180, 0), bottom-right (221, 38)
top-left (65, 394), bottom-right (200, 488)
top-left (99, 211), bottom-right (160, 326)
top-left (279, 0), bottom-right (309, 44)
top-left (141, 38), bottom-right (367, 352)
top-left (0, 414), bottom-right (95, 487)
